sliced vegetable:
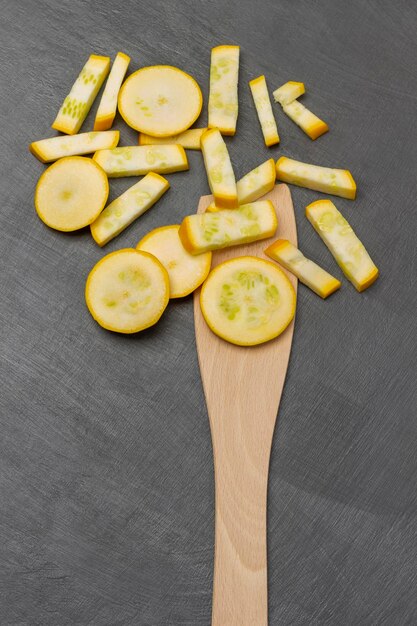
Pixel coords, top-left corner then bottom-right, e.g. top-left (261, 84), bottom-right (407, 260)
top-left (94, 52), bottom-right (130, 131)
top-left (276, 156), bottom-right (356, 199)
top-left (85, 248), bottom-right (169, 333)
top-left (34, 156), bottom-right (108, 232)
top-left (137, 225), bottom-right (212, 298)
top-left (272, 81), bottom-right (305, 105)
top-left (179, 201), bottom-right (277, 255)
top-left (52, 55), bottom-right (110, 135)
top-left (138, 128), bottom-right (207, 150)
top-left (236, 158), bottom-right (276, 204)
top-left (200, 256), bottom-right (296, 346)
top-left (201, 128), bottom-right (238, 208)
top-left (29, 130), bottom-right (119, 163)
top-left (90, 172), bottom-right (169, 246)
top-left (282, 100), bottom-right (328, 140)
top-left (249, 75), bottom-right (279, 147)
top-left (265, 239), bottom-right (341, 298)
top-left (118, 65), bottom-right (203, 136)
top-left (207, 158), bottom-right (276, 211)
top-left (208, 45), bottom-right (240, 136)
top-left (93, 145), bottom-right (188, 177)
top-left (306, 200), bottom-right (379, 291)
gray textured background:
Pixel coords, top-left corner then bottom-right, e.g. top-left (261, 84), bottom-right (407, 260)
top-left (1, 1), bottom-right (416, 624)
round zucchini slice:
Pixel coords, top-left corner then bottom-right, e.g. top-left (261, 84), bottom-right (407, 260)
top-left (35, 156), bottom-right (108, 231)
top-left (85, 248), bottom-right (169, 333)
top-left (118, 65), bottom-right (203, 136)
top-left (137, 225), bottom-right (211, 298)
top-left (200, 256), bottom-right (296, 346)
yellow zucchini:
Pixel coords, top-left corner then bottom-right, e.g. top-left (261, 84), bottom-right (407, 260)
top-left (265, 239), bottom-right (341, 298)
top-left (118, 65), bottom-right (203, 136)
top-left (29, 130), bottom-right (119, 163)
top-left (93, 145), bottom-right (188, 177)
top-left (137, 225), bottom-right (212, 298)
top-left (179, 201), bottom-right (277, 254)
top-left (249, 75), bottom-right (279, 147)
top-left (282, 100), bottom-right (328, 140)
top-left (52, 55), bottom-right (110, 134)
top-left (201, 128), bottom-right (238, 208)
top-left (85, 249), bottom-right (169, 333)
top-left (90, 172), bottom-right (170, 246)
top-left (272, 81), bottom-right (305, 105)
top-left (276, 156), bottom-right (356, 199)
top-left (200, 256), bottom-right (296, 346)
top-left (34, 156), bottom-right (108, 232)
top-left (306, 200), bottom-right (379, 291)
top-left (206, 158), bottom-right (276, 211)
top-left (208, 45), bottom-right (240, 135)
top-left (94, 52), bottom-right (130, 130)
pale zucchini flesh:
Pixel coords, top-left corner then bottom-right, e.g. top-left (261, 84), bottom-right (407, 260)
top-left (85, 248), bottom-right (169, 333)
top-left (52, 55), bottom-right (110, 135)
top-left (207, 158), bottom-right (276, 211)
top-left (90, 172), bottom-right (170, 246)
top-left (93, 145), bottom-right (189, 177)
top-left (94, 52), bottom-right (130, 131)
top-left (265, 239), bottom-right (341, 298)
top-left (208, 45), bottom-right (240, 136)
top-left (138, 128), bottom-right (207, 150)
top-left (118, 65), bottom-right (203, 136)
top-left (273, 81), bottom-right (305, 105)
top-left (276, 156), bottom-right (356, 200)
top-left (29, 130), bottom-right (120, 163)
top-left (282, 100), bottom-right (329, 140)
top-left (179, 201), bottom-right (278, 255)
top-left (201, 128), bottom-right (238, 208)
top-left (306, 200), bottom-right (379, 291)
top-left (137, 225), bottom-right (212, 298)
top-left (237, 158), bottom-right (276, 204)
top-left (249, 75), bottom-right (279, 147)
top-left (34, 156), bottom-right (109, 232)
top-left (200, 256), bottom-right (296, 346)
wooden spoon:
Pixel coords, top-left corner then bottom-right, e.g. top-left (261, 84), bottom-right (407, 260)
top-left (194, 184), bottom-right (297, 626)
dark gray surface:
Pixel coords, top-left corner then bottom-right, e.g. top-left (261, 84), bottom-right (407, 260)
top-left (1, 1), bottom-right (416, 624)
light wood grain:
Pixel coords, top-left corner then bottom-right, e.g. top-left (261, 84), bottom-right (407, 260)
top-left (194, 185), bottom-right (298, 626)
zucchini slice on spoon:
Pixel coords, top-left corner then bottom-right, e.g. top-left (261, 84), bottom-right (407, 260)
top-left (200, 256), bottom-right (296, 346)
